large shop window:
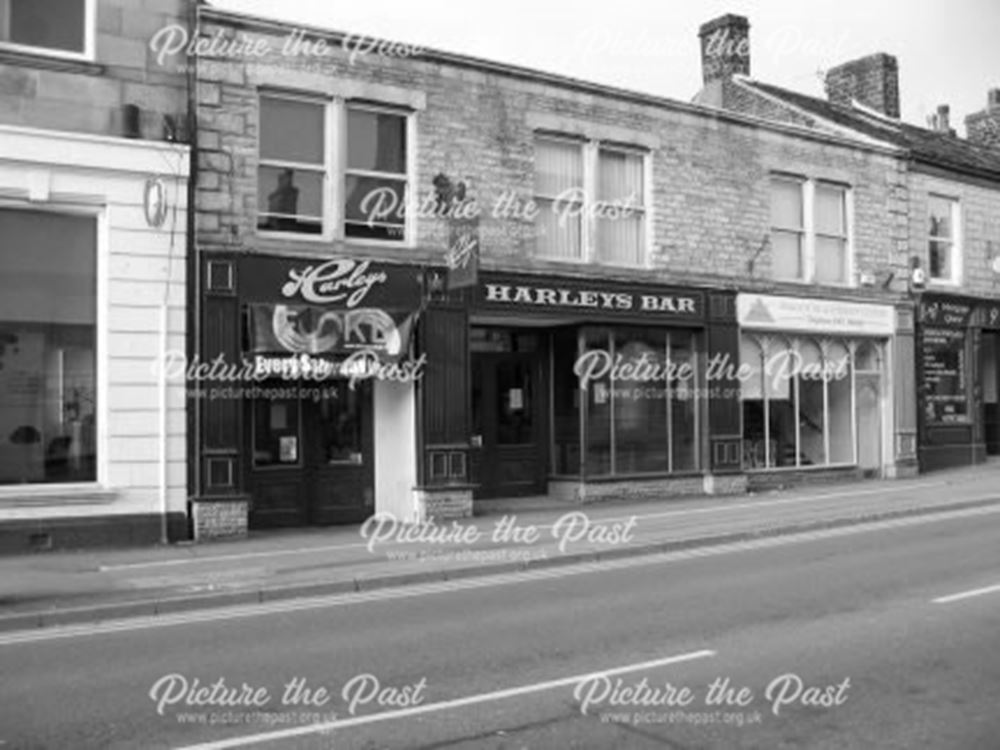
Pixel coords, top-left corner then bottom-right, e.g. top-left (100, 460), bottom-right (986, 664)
top-left (769, 176), bottom-right (849, 285)
top-left (921, 327), bottom-right (970, 423)
top-left (257, 95), bottom-right (410, 242)
top-left (0, 0), bottom-right (91, 57)
top-left (0, 208), bottom-right (97, 485)
top-left (741, 335), bottom-right (871, 469)
top-left (533, 135), bottom-right (647, 266)
top-left (552, 326), bottom-right (700, 477)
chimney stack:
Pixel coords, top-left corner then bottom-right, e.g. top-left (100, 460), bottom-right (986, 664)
top-left (698, 14), bottom-right (750, 85)
top-left (927, 104), bottom-right (955, 136)
top-left (965, 88), bottom-right (1000, 149)
top-left (824, 53), bottom-right (900, 118)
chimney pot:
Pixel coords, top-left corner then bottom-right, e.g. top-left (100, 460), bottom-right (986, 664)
top-left (966, 88), bottom-right (1000, 149)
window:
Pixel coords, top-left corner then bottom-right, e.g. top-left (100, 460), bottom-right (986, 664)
top-left (555, 326), bottom-right (700, 477)
top-left (0, 0), bottom-right (92, 58)
top-left (0, 208), bottom-right (97, 485)
top-left (533, 135), bottom-right (647, 265)
top-left (741, 335), bottom-right (868, 469)
top-left (257, 96), bottom-right (411, 242)
top-left (252, 391), bottom-right (302, 467)
top-left (928, 195), bottom-right (960, 283)
top-left (257, 95), bottom-right (326, 235)
top-left (535, 136), bottom-right (584, 260)
top-left (769, 176), bottom-right (850, 284)
top-left (345, 106), bottom-right (408, 241)
top-left (596, 147), bottom-right (645, 265)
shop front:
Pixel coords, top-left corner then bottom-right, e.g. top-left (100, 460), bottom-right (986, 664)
top-left (737, 293), bottom-right (898, 487)
top-left (192, 254), bottom-right (426, 535)
top-left (441, 273), bottom-right (745, 505)
top-left (916, 294), bottom-right (1000, 470)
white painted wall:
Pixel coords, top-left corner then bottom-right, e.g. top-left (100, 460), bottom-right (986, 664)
top-left (373, 379), bottom-right (417, 523)
top-left (0, 125), bottom-right (189, 522)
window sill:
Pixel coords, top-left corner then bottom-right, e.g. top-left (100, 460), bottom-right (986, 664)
top-left (927, 278), bottom-right (963, 289)
top-left (0, 47), bottom-right (103, 76)
top-left (0, 484), bottom-right (117, 508)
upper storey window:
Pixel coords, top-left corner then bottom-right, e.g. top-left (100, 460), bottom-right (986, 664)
top-left (0, 0), bottom-right (94, 59)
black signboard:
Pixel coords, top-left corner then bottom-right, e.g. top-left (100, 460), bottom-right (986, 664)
top-left (239, 256), bottom-right (424, 310)
top-left (476, 273), bottom-right (705, 323)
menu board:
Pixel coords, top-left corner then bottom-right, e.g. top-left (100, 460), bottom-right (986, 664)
top-left (922, 327), bottom-right (969, 423)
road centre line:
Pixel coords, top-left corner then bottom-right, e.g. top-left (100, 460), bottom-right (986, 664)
top-left (98, 479), bottom-right (955, 571)
top-left (932, 583), bottom-right (1000, 604)
top-left (3, 503), bottom-right (998, 645)
top-left (172, 649), bottom-right (717, 750)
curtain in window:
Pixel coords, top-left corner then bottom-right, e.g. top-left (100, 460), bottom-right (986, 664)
top-left (596, 150), bottom-right (643, 264)
top-left (815, 185), bottom-right (846, 283)
top-left (535, 139), bottom-right (583, 259)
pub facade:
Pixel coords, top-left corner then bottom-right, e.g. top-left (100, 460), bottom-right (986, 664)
top-left (189, 7), bottom-right (919, 537)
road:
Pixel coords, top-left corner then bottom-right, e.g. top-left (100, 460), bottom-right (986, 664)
top-left (0, 504), bottom-right (998, 749)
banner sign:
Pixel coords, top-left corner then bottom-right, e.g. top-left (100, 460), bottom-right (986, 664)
top-left (250, 304), bottom-right (415, 359)
top-left (738, 294), bottom-right (895, 336)
top-left (475, 273), bottom-right (704, 322)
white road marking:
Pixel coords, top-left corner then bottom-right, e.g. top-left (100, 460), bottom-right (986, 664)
top-left (172, 649), bottom-right (717, 749)
top-left (1, 503), bottom-right (997, 645)
top-left (98, 479), bottom-right (955, 571)
top-left (933, 583), bottom-right (1000, 604)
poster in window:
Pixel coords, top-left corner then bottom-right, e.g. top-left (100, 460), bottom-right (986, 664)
top-left (922, 328), bottom-right (969, 423)
top-left (279, 436), bottom-right (298, 463)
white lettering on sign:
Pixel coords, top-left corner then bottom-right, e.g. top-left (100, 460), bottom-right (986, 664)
top-left (281, 259), bottom-right (388, 307)
top-left (483, 284), bottom-right (697, 314)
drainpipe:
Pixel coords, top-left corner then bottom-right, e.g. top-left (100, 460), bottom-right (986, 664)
top-left (185, 0), bottom-right (201, 541)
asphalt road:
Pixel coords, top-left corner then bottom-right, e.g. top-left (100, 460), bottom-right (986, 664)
top-left (0, 504), bottom-right (998, 750)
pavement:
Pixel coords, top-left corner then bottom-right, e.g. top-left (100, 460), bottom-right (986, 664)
top-left (1, 461), bottom-right (999, 633)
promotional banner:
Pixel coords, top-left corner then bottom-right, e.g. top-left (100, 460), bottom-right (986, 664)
top-left (250, 304), bottom-right (416, 360)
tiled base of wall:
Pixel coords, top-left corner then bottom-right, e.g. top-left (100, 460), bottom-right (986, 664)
top-left (0, 513), bottom-right (188, 555)
top-left (746, 467), bottom-right (864, 493)
top-left (192, 499), bottom-right (249, 541)
top-left (414, 489), bottom-right (474, 522)
top-left (549, 476), bottom-right (712, 504)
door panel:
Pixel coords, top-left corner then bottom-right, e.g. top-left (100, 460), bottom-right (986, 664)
top-left (472, 350), bottom-right (546, 499)
top-left (856, 373), bottom-right (882, 476)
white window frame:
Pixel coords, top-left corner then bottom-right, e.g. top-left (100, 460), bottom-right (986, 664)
top-left (533, 133), bottom-right (650, 267)
top-left (0, 199), bottom-right (107, 491)
top-left (0, 0), bottom-right (96, 61)
top-left (342, 101), bottom-right (414, 247)
top-left (256, 93), bottom-right (415, 248)
top-left (927, 194), bottom-right (962, 286)
top-left (770, 175), bottom-right (854, 286)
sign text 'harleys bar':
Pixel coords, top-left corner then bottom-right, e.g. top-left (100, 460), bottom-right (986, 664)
top-left (475, 274), bottom-right (705, 320)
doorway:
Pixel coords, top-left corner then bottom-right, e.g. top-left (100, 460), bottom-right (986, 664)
top-left (855, 372), bottom-right (882, 477)
top-left (247, 380), bottom-right (374, 528)
top-left (470, 330), bottom-right (547, 499)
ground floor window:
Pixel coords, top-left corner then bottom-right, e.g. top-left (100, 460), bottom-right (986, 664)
top-left (0, 208), bottom-right (97, 485)
top-left (741, 334), bottom-right (882, 469)
top-left (552, 325), bottom-right (701, 477)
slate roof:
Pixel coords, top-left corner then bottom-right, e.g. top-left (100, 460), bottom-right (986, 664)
top-left (741, 80), bottom-right (1000, 180)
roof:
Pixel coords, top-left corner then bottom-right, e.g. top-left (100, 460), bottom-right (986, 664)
top-left (740, 79), bottom-right (1000, 180)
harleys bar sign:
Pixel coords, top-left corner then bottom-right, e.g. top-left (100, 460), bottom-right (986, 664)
top-left (476, 274), bottom-right (704, 320)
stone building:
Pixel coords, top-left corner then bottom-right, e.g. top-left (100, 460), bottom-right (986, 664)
top-left (0, 0), bottom-right (191, 550)
top-left (695, 14), bottom-right (1000, 472)
top-left (188, 5), bottom-right (919, 538)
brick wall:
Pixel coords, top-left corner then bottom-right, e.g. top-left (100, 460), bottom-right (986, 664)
top-left (0, 0), bottom-right (188, 140)
top-left (195, 9), bottom-right (908, 301)
top-left (908, 172), bottom-right (1000, 297)
top-left (193, 499), bottom-right (248, 541)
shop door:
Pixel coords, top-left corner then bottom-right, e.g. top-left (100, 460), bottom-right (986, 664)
top-left (472, 352), bottom-right (546, 499)
top-left (855, 373), bottom-right (882, 476)
top-left (247, 381), bottom-right (374, 529)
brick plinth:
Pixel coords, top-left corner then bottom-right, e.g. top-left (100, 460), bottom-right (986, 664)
top-left (192, 499), bottom-right (249, 541)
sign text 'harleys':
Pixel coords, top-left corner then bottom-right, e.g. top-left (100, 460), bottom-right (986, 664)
top-left (478, 277), bottom-right (703, 318)
top-left (281, 259), bottom-right (388, 307)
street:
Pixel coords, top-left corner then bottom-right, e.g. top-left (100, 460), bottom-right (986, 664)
top-left (0, 504), bottom-right (998, 750)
